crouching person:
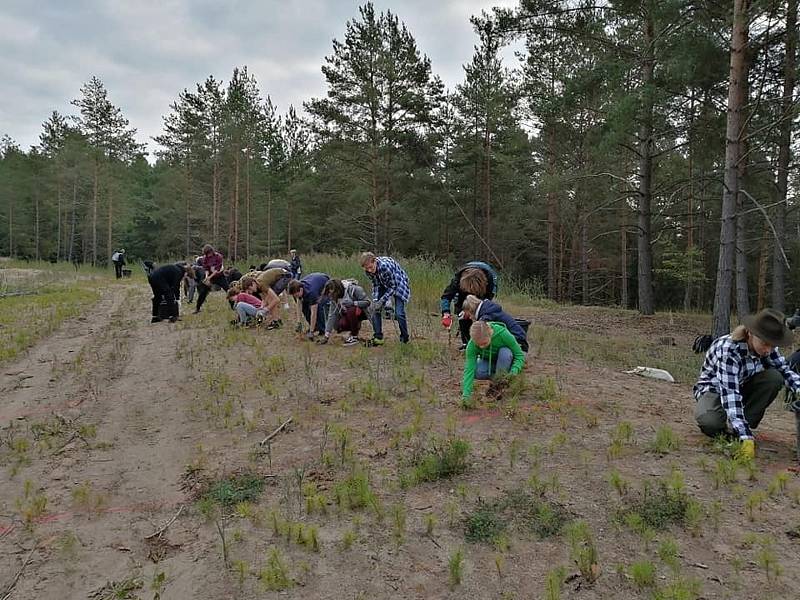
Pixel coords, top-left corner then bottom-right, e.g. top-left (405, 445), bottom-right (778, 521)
top-left (461, 294), bottom-right (529, 353)
top-left (227, 277), bottom-right (265, 326)
top-left (441, 261), bottom-right (498, 350)
top-left (461, 321), bottom-right (525, 408)
top-left (149, 262), bottom-right (192, 323)
top-left (287, 273), bottom-right (331, 340)
top-left (318, 278), bottom-right (372, 346)
top-left (693, 309), bottom-right (800, 460)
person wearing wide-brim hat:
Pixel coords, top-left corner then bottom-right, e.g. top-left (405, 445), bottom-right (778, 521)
top-left (693, 308), bottom-right (800, 460)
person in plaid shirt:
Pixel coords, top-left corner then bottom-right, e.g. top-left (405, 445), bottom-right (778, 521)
top-left (360, 252), bottom-right (411, 344)
top-left (694, 308), bottom-right (800, 460)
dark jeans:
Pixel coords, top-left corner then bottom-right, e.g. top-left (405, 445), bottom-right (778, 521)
top-left (302, 298), bottom-right (330, 335)
top-left (114, 261), bottom-right (123, 279)
top-left (694, 368), bottom-right (784, 437)
top-left (372, 297), bottom-right (409, 343)
top-left (337, 307), bottom-right (367, 336)
top-left (196, 273), bottom-right (229, 312)
top-left (148, 279), bottom-right (179, 319)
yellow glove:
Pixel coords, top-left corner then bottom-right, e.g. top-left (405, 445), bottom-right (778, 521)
top-left (737, 439), bottom-right (755, 461)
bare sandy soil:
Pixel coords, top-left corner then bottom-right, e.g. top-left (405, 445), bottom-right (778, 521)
top-left (1, 285), bottom-right (798, 600)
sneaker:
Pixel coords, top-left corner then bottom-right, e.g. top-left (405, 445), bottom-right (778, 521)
top-left (168, 316), bottom-right (178, 323)
top-left (267, 319), bottom-right (283, 330)
top-left (343, 336), bottom-right (359, 346)
top-left (365, 337), bottom-right (384, 347)
top-left (151, 316), bottom-right (162, 324)
top-left (458, 343), bottom-right (467, 352)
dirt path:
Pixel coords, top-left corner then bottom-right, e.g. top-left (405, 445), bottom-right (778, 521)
top-left (0, 286), bottom-right (222, 599)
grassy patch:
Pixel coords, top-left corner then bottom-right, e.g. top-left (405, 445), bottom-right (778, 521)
top-left (618, 473), bottom-right (697, 531)
top-left (201, 473), bottom-right (265, 507)
top-left (402, 436), bottom-right (470, 486)
top-left (0, 286), bottom-right (100, 364)
top-left (464, 488), bottom-right (569, 544)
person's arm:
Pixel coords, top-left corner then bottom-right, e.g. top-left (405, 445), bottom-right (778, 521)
top-left (309, 303), bottom-right (318, 334)
top-left (462, 342), bottom-right (479, 399)
top-left (499, 328), bottom-right (526, 374)
top-left (716, 353), bottom-right (752, 440)
top-left (440, 275), bottom-right (460, 314)
top-left (351, 286), bottom-right (371, 309)
top-left (767, 350), bottom-right (800, 391)
top-left (378, 264), bottom-right (398, 306)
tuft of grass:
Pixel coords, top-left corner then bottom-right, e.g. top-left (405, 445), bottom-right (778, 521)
top-left (650, 426), bottom-right (681, 454)
top-left (403, 437), bottom-right (470, 486)
top-left (651, 578), bottom-right (702, 600)
top-left (333, 467), bottom-right (379, 513)
top-left (201, 473), bottom-right (265, 507)
top-left (618, 474), bottom-right (696, 531)
top-left (629, 560), bottom-right (656, 589)
top-left (544, 566), bottom-right (567, 600)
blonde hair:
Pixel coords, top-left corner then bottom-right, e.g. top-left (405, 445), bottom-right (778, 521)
top-left (359, 251), bottom-right (377, 267)
top-left (470, 320), bottom-right (493, 346)
top-left (460, 268), bottom-right (488, 296)
top-left (462, 294), bottom-right (481, 316)
top-left (731, 325), bottom-right (748, 342)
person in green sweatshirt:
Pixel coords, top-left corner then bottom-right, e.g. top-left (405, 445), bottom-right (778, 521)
top-left (462, 320), bottom-right (526, 407)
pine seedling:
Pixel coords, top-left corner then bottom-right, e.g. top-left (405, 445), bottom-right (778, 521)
top-left (425, 513), bottom-right (436, 536)
top-left (607, 469), bottom-right (629, 497)
top-left (629, 560), bottom-right (656, 589)
top-left (391, 503), bottom-right (406, 544)
top-left (566, 520), bottom-right (599, 583)
top-left (544, 566), bottom-right (566, 600)
top-left (448, 547), bottom-right (465, 589)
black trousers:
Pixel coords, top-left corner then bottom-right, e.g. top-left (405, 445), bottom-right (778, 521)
top-left (196, 274), bottom-right (229, 312)
top-left (114, 261), bottom-right (124, 279)
top-left (148, 278), bottom-right (179, 319)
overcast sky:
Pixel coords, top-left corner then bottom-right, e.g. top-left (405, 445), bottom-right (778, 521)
top-left (0, 0), bottom-right (519, 155)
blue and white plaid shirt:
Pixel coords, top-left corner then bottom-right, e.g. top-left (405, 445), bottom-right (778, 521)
top-left (693, 334), bottom-right (800, 439)
top-left (365, 256), bottom-right (411, 306)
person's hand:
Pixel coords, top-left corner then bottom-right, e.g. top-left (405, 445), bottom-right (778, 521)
top-left (737, 439), bottom-right (755, 461)
top-left (442, 313), bottom-right (453, 329)
top-left (295, 321), bottom-right (304, 333)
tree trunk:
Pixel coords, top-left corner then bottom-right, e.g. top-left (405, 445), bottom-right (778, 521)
top-left (267, 186), bottom-right (272, 258)
top-left (581, 216), bottom-right (589, 305)
top-left (34, 177), bottom-right (40, 262)
top-left (620, 205), bottom-right (628, 308)
top-left (245, 152), bottom-right (251, 259)
top-left (185, 167), bottom-right (191, 258)
top-left (233, 151), bottom-right (240, 261)
top-left (92, 158), bottom-right (99, 266)
top-left (107, 186), bottom-right (113, 265)
top-left (68, 176), bottom-right (77, 263)
top-left (212, 161), bottom-right (219, 246)
top-left (735, 45), bottom-right (751, 317)
top-left (546, 123), bottom-right (558, 300)
top-left (684, 90), bottom-right (696, 311)
top-left (712, 0), bottom-right (750, 337)
top-left (636, 12), bottom-right (656, 315)
top-left (756, 220), bottom-right (770, 311)
top-left (484, 110), bottom-right (492, 261)
top-left (771, 0), bottom-right (797, 312)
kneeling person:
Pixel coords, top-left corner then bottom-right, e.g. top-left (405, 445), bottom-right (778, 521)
top-left (693, 308), bottom-right (800, 460)
top-left (462, 320), bottom-right (526, 407)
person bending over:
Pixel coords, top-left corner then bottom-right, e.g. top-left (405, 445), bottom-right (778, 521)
top-left (195, 244), bottom-right (229, 313)
top-left (441, 261), bottom-right (498, 350)
top-left (253, 267), bottom-right (293, 329)
top-left (693, 308), bottom-right (800, 460)
top-left (287, 273), bottom-right (331, 340)
top-left (461, 294), bottom-right (528, 353)
top-left (462, 320), bottom-right (525, 408)
top-left (148, 262), bottom-right (192, 323)
top-left (227, 277), bottom-right (266, 326)
top-left (318, 278), bottom-right (372, 346)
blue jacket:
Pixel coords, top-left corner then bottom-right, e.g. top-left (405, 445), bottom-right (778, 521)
top-left (300, 273), bottom-right (330, 306)
top-left (476, 299), bottom-right (528, 353)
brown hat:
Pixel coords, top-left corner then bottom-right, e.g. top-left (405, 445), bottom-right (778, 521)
top-left (742, 308), bottom-right (794, 347)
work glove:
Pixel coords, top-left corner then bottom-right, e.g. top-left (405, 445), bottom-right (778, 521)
top-left (295, 321), bottom-right (304, 333)
top-left (316, 335), bottom-right (329, 345)
top-left (442, 313), bottom-right (453, 329)
top-left (736, 439), bottom-right (755, 462)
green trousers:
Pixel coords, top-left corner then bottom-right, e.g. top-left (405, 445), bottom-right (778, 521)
top-left (694, 368), bottom-right (784, 438)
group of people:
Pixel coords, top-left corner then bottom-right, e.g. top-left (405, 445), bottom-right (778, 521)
top-left (142, 245), bottom-right (800, 459)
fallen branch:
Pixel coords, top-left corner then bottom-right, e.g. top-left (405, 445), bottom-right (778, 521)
top-left (260, 417), bottom-right (293, 446)
top-left (1, 545), bottom-right (37, 600)
top-left (145, 505), bottom-right (185, 540)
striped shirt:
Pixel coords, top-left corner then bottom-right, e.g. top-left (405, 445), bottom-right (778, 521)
top-left (693, 334), bottom-right (800, 439)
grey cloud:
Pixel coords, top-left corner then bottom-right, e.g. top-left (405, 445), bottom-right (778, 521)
top-left (0, 0), bottom-right (518, 154)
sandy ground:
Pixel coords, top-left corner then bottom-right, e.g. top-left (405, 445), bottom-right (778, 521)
top-left (0, 284), bottom-right (798, 599)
